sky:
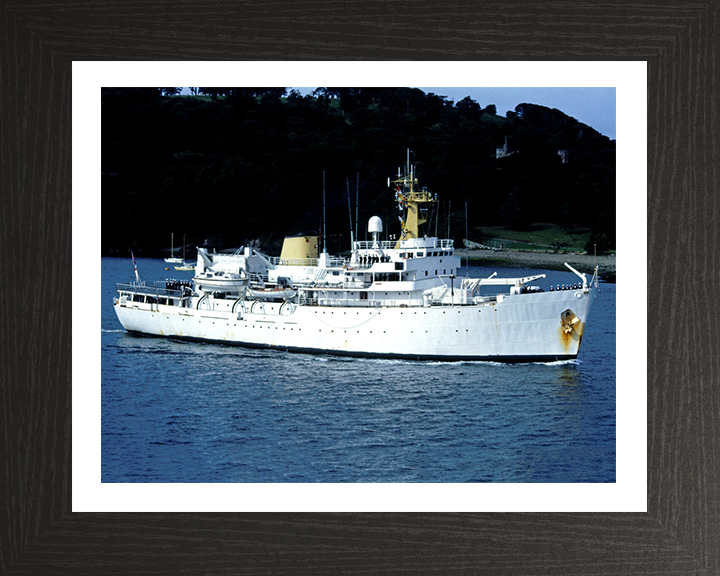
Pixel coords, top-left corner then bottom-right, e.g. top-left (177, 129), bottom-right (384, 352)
top-left (420, 87), bottom-right (615, 140)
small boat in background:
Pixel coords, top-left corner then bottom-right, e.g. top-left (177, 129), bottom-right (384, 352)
top-left (172, 234), bottom-right (195, 270)
top-left (164, 233), bottom-right (183, 263)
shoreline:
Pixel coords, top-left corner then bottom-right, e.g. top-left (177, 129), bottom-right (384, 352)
top-left (456, 249), bottom-right (616, 282)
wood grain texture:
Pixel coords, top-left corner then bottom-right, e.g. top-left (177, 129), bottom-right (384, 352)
top-left (1, 0), bottom-right (718, 573)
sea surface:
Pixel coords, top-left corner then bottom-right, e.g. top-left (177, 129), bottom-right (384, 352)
top-left (101, 256), bottom-right (616, 483)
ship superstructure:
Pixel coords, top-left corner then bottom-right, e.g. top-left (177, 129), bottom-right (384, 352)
top-left (114, 155), bottom-right (598, 361)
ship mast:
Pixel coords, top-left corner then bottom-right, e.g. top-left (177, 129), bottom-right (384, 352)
top-left (392, 149), bottom-right (437, 248)
top-left (322, 171), bottom-right (327, 255)
top-left (346, 178), bottom-right (354, 249)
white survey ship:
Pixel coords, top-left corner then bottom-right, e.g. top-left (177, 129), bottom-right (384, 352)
top-left (114, 156), bottom-right (599, 362)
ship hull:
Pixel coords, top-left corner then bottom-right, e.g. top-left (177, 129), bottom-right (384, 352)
top-left (114, 286), bottom-right (598, 362)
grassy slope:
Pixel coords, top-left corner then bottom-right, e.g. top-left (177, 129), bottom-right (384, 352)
top-left (473, 224), bottom-right (593, 253)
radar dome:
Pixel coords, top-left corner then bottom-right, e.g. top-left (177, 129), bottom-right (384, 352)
top-left (368, 216), bottom-right (383, 233)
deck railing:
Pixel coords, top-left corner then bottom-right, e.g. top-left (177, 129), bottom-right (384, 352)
top-left (116, 281), bottom-right (188, 299)
top-left (265, 256), bottom-right (347, 267)
top-left (266, 256), bottom-right (317, 267)
top-left (354, 238), bottom-right (454, 250)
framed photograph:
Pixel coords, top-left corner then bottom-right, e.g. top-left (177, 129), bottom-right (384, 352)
top-left (3, 3), bottom-right (716, 574)
top-left (78, 62), bottom-right (642, 513)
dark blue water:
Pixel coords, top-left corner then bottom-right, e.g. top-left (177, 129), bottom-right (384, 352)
top-left (102, 257), bottom-right (616, 483)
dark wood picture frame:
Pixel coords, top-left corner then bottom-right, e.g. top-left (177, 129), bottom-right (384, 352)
top-left (2, 1), bottom-right (717, 574)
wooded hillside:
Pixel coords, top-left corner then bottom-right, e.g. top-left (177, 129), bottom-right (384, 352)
top-left (101, 88), bottom-right (615, 256)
